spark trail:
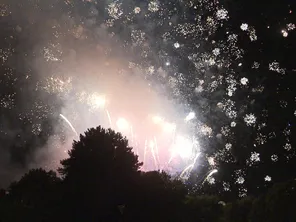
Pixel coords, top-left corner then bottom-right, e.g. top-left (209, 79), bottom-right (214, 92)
top-left (202, 169), bottom-right (218, 184)
top-left (59, 114), bottom-right (78, 136)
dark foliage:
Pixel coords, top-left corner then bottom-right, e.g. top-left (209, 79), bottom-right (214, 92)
top-left (1, 126), bottom-right (296, 222)
top-left (58, 126), bottom-right (143, 221)
top-left (0, 169), bottom-right (61, 221)
top-left (125, 171), bottom-right (187, 221)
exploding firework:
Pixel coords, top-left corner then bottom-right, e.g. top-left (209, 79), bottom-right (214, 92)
top-left (1, 0), bottom-right (295, 195)
top-left (0, 0), bottom-right (233, 178)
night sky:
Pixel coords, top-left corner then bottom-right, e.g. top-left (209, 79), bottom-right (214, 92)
top-left (0, 0), bottom-right (295, 198)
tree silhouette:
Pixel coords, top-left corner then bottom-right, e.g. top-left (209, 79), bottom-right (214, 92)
top-left (125, 171), bottom-right (187, 221)
top-left (1, 125), bottom-right (296, 221)
top-left (58, 126), bottom-right (142, 221)
top-left (0, 168), bottom-right (60, 222)
top-left (261, 179), bottom-right (296, 222)
top-left (223, 197), bottom-right (254, 222)
top-left (183, 195), bottom-right (224, 222)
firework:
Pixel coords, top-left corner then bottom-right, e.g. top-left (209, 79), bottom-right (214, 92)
top-left (59, 114), bottom-right (78, 137)
top-left (2, 0), bottom-right (292, 194)
top-left (203, 169), bottom-right (218, 184)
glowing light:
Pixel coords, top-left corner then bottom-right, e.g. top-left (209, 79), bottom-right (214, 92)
top-left (134, 7), bottom-right (141, 14)
top-left (87, 93), bottom-right (106, 109)
top-left (116, 118), bottom-right (129, 131)
top-left (244, 113), bottom-right (256, 126)
top-left (236, 176), bottom-right (245, 184)
top-left (174, 42), bottom-right (180, 48)
top-left (149, 139), bottom-right (158, 168)
top-left (148, 1), bottom-right (159, 12)
top-left (3, 0), bottom-right (270, 183)
top-left (180, 164), bottom-right (194, 180)
top-left (162, 122), bottom-right (176, 133)
top-left (149, 139), bottom-right (155, 149)
top-left (208, 157), bottom-right (215, 166)
top-left (201, 124), bottom-right (212, 137)
top-left (179, 151), bottom-right (201, 180)
top-left (208, 169), bottom-right (218, 177)
top-left (152, 115), bottom-right (163, 124)
top-left (281, 29), bottom-right (288, 37)
top-left (216, 8), bottom-right (228, 20)
top-left (265, 175), bottom-right (272, 182)
top-left (240, 23), bottom-right (248, 31)
top-left (284, 143), bottom-right (292, 151)
top-left (225, 143), bottom-right (232, 150)
top-left (230, 121), bottom-right (236, 127)
top-left (240, 77), bottom-right (248, 85)
top-left (286, 23), bottom-right (295, 31)
top-left (250, 152), bottom-right (260, 163)
top-left (271, 154), bottom-right (278, 162)
top-left (202, 169), bottom-right (218, 184)
top-left (172, 135), bottom-right (194, 159)
top-left (185, 112), bottom-right (195, 122)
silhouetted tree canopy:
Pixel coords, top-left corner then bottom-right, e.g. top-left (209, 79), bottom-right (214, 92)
top-left (183, 195), bottom-right (224, 222)
top-left (125, 171), bottom-right (187, 221)
top-left (261, 179), bottom-right (296, 222)
top-left (58, 126), bottom-right (143, 221)
top-left (1, 125), bottom-right (296, 222)
top-left (59, 126), bottom-right (142, 179)
top-left (0, 168), bottom-right (60, 222)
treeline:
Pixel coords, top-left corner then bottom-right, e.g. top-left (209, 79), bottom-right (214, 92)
top-left (0, 126), bottom-right (295, 222)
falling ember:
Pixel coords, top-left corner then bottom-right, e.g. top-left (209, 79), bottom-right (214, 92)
top-left (208, 157), bottom-right (215, 166)
top-left (281, 29), bottom-right (288, 37)
top-left (130, 125), bottom-right (134, 144)
top-left (106, 109), bottom-right (112, 127)
top-left (240, 23), bottom-right (248, 31)
top-left (180, 152), bottom-right (201, 180)
top-left (180, 164), bottom-right (194, 180)
top-left (149, 139), bottom-right (158, 169)
top-left (174, 42), bottom-right (180, 48)
top-left (208, 169), bottom-right (218, 177)
top-left (134, 7), bottom-right (141, 14)
top-left (59, 114), bottom-right (78, 136)
top-left (153, 136), bottom-right (160, 164)
top-left (203, 169), bottom-right (218, 184)
top-left (143, 139), bottom-right (148, 170)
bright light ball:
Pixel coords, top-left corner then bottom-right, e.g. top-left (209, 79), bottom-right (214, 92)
top-left (281, 29), bottom-right (288, 37)
top-left (162, 122), bottom-right (176, 133)
top-left (149, 140), bottom-right (155, 149)
top-left (174, 42), bottom-right (180, 48)
top-left (116, 118), bottom-right (129, 131)
top-left (172, 135), bottom-right (194, 159)
top-left (185, 112), bottom-right (195, 122)
top-left (87, 93), bottom-right (106, 109)
top-left (152, 115), bottom-right (163, 124)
